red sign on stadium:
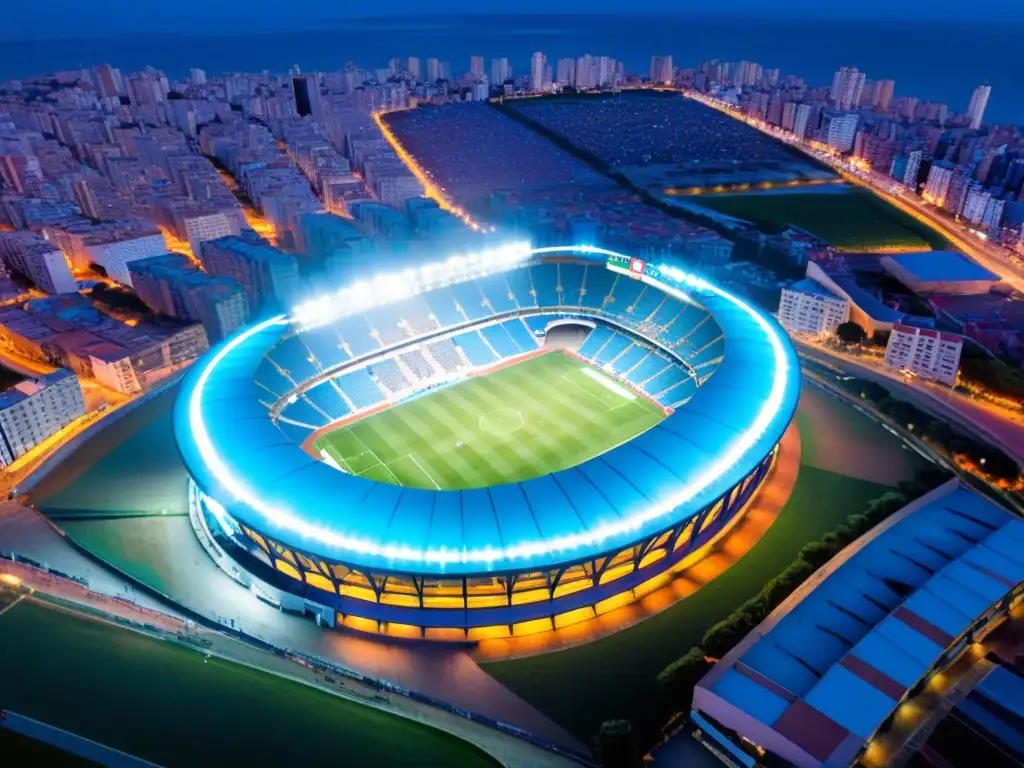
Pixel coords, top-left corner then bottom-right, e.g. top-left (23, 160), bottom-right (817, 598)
top-left (628, 257), bottom-right (646, 278)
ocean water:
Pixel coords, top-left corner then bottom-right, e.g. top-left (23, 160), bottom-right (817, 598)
top-left (2, 14), bottom-right (1022, 124)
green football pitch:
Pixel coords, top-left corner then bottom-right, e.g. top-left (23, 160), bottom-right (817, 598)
top-left (314, 351), bottom-right (666, 490)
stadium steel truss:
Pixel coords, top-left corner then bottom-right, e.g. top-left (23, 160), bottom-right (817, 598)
top-left (175, 246), bottom-right (801, 640)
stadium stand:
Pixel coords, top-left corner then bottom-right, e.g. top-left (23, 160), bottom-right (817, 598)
top-left (426, 338), bottom-right (465, 373)
top-left (479, 323), bottom-right (524, 358)
top-left (475, 274), bottom-right (519, 314)
top-left (281, 395), bottom-right (328, 428)
top-left (450, 281), bottom-right (489, 321)
top-left (626, 352), bottom-right (672, 386)
top-left (502, 318), bottom-right (541, 351)
top-left (593, 332), bottom-right (633, 366)
top-left (369, 358), bottom-right (411, 394)
top-left (336, 315), bottom-right (381, 358)
top-left (305, 381), bottom-right (352, 418)
top-left (393, 297), bottom-right (437, 336)
top-left (335, 368), bottom-right (386, 409)
top-left (422, 287), bottom-right (466, 327)
top-left (399, 348), bottom-right (437, 382)
top-left (453, 330), bottom-right (498, 366)
top-left (577, 326), bottom-right (615, 359)
top-left (268, 334), bottom-right (319, 383)
top-left (557, 263), bottom-right (586, 306)
top-left (255, 359), bottom-right (297, 398)
top-left (298, 325), bottom-right (350, 371)
top-left (503, 267), bottom-right (537, 309)
top-left (609, 342), bottom-right (649, 376)
top-left (530, 264), bottom-right (560, 308)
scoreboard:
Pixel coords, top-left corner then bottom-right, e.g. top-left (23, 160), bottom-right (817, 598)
top-left (606, 253), bottom-right (659, 280)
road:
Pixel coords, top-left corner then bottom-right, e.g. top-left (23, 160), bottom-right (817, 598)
top-left (682, 91), bottom-right (1024, 293)
top-left (797, 342), bottom-right (1024, 469)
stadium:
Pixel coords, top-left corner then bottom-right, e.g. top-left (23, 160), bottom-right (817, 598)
top-left (174, 244), bottom-right (801, 640)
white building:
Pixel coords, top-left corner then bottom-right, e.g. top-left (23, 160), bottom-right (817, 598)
top-left (189, 68), bottom-right (206, 86)
top-left (778, 279), bottom-right (850, 338)
top-left (490, 58), bottom-right (510, 87)
top-left (530, 52), bottom-right (546, 92)
top-left (831, 67), bottom-right (866, 111)
top-left (0, 369), bottom-right (86, 467)
top-left (966, 84), bottom-right (991, 130)
top-left (650, 55), bottom-right (673, 85)
top-left (556, 58), bottom-right (576, 87)
top-left (825, 113), bottom-right (859, 153)
top-left (84, 234), bottom-right (168, 287)
top-left (924, 163), bottom-right (956, 206)
top-left (883, 324), bottom-right (962, 386)
top-left (0, 231), bottom-right (77, 294)
top-left (792, 104), bottom-right (812, 140)
top-left (962, 186), bottom-right (991, 224)
top-left (182, 212), bottom-right (240, 256)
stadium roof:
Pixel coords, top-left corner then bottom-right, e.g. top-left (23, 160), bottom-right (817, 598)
top-left (694, 480), bottom-right (1024, 767)
top-left (885, 251), bottom-right (1001, 284)
top-left (175, 248), bottom-right (799, 575)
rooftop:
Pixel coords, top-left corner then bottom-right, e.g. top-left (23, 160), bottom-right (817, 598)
top-left (696, 480), bottom-right (1024, 766)
top-left (885, 251), bottom-right (1001, 284)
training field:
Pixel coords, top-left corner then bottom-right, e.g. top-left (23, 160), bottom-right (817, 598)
top-left (314, 351), bottom-right (666, 490)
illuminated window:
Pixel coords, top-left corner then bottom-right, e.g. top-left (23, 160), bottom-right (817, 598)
top-left (275, 559), bottom-right (301, 581)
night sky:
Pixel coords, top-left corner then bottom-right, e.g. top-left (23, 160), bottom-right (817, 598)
top-left (4, 0), bottom-right (1023, 40)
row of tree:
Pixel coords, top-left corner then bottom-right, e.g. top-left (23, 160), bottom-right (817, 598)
top-left (850, 379), bottom-right (1021, 483)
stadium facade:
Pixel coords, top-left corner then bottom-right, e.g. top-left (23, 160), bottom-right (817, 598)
top-left (175, 245), bottom-right (801, 640)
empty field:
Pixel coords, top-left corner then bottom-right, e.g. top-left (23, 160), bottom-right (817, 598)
top-left (692, 188), bottom-right (949, 252)
top-left (0, 599), bottom-right (498, 768)
top-left (315, 352), bottom-right (666, 490)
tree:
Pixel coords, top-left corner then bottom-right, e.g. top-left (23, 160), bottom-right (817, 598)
top-left (596, 720), bottom-right (640, 768)
top-left (836, 321), bottom-right (868, 346)
top-left (657, 647), bottom-right (712, 710)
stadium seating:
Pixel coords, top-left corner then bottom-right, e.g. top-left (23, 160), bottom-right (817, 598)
top-left (335, 368), bottom-right (386, 409)
top-left (644, 365), bottom-right (691, 400)
top-left (365, 308), bottom-right (408, 347)
top-left (370, 358), bottom-right (411, 394)
top-left (688, 336), bottom-right (725, 368)
top-left (335, 315), bottom-right (381, 358)
top-left (299, 325), bottom-right (350, 372)
top-left (282, 395), bottom-right (328, 427)
top-left (255, 359), bottom-right (297, 398)
top-left (604, 276), bottom-right (644, 318)
top-left (594, 332), bottom-right (632, 366)
top-left (503, 267), bottom-right (537, 309)
top-left (305, 381), bottom-right (352, 417)
top-left (557, 263), bottom-right (586, 306)
top-left (660, 377), bottom-right (699, 407)
top-left (453, 330), bottom-right (497, 366)
top-left (480, 323), bottom-right (523, 357)
top-left (530, 265), bottom-right (560, 308)
top-left (521, 315), bottom-right (551, 337)
top-left (426, 337), bottom-right (465, 373)
top-left (421, 286), bottom-right (466, 328)
top-left (394, 297), bottom-right (438, 336)
top-left (399, 348), bottom-right (437, 382)
top-left (450, 281), bottom-right (490, 321)
top-left (625, 352), bottom-right (672, 386)
top-left (678, 315), bottom-right (721, 354)
top-left (649, 298), bottom-right (687, 328)
top-left (502, 318), bottom-right (541, 351)
top-left (268, 335), bottom-right (319, 383)
top-left (576, 326), bottom-right (614, 359)
top-left (627, 286), bottom-right (664, 321)
top-left (474, 274), bottom-right (519, 314)
top-left (609, 342), bottom-right (649, 375)
top-left (578, 265), bottom-right (616, 310)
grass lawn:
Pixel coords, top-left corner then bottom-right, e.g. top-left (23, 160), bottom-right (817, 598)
top-left (315, 351), bottom-right (665, 490)
top-left (482, 384), bottom-right (926, 743)
top-left (0, 600), bottom-right (498, 768)
top-left (692, 188), bottom-right (949, 252)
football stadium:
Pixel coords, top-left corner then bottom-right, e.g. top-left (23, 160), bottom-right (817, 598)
top-left (174, 244), bottom-right (801, 640)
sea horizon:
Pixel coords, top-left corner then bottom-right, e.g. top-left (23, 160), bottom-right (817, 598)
top-left (2, 14), bottom-right (1022, 124)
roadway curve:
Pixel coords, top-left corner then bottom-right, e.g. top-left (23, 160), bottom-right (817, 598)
top-left (798, 343), bottom-right (1024, 469)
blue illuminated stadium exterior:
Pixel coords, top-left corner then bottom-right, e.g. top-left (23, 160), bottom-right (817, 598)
top-left (174, 246), bottom-right (801, 638)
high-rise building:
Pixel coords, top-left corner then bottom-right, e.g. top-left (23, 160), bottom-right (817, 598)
top-left (924, 161), bottom-right (956, 206)
top-left (792, 104), bottom-right (813, 139)
top-left (180, 213), bottom-right (241, 259)
top-left (884, 325), bottom-right (962, 385)
top-left (0, 232), bottom-right (77, 295)
top-left (189, 68), bottom-right (207, 86)
top-left (650, 55), bottom-right (673, 85)
top-left (128, 254), bottom-right (250, 343)
top-left (966, 84), bottom-right (991, 130)
top-left (292, 75), bottom-right (321, 119)
top-left (530, 52), bottom-right (546, 92)
top-left (778, 280), bottom-right (850, 338)
top-left (93, 64), bottom-right (123, 98)
top-left (874, 79), bottom-right (896, 111)
top-left (470, 56), bottom-right (485, 78)
top-left (490, 58), bottom-right (510, 87)
top-left (556, 58), bottom-right (576, 87)
top-left (781, 102), bottom-right (798, 132)
top-left (903, 150), bottom-right (923, 189)
top-left (830, 67), bottom-right (866, 111)
top-left (199, 236), bottom-right (300, 313)
top-left (406, 57), bottom-right (421, 81)
top-left (825, 113), bottom-right (859, 153)
top-left (426, 58), bottom-right (440, 82)
top-left (0, 370), bottom-right (85, 467)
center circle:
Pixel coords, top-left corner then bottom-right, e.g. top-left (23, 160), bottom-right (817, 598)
top-left (478, 408), bottom-right (525, 437)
